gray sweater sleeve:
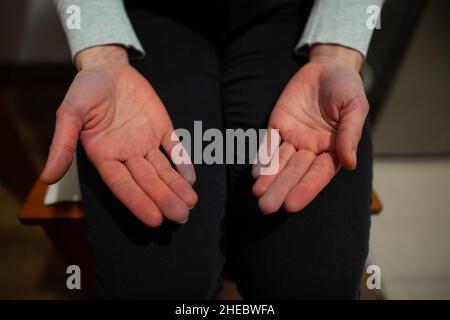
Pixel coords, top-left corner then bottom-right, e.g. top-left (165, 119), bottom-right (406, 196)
top-left (297, 0), bottom-right (384, 57)
top-left (54, 0), bottom-right (145, 61)
top-left (55, 0), bottom-right (383, 61)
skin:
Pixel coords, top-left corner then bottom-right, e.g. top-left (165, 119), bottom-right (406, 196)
top-left (41, 45), bottom-right (197, 226)
top-left (252, 44), bottom-right (368, 214)
top-left (41, 43), bottom-right (368, 226)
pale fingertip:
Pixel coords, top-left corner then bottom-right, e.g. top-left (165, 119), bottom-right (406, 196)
top-left (284, 198), bottom-right (303, 213)
top-left (252, 165), bottom-right (261, 179)
top-left (39, 171), bottom-right (52, 185)
top-left (145, 214), bottom-right (164, 228)
top-left (258, 195), bottom-right (280, 215)
top-left (186, 192), bottom-right (198, 209)
top-left (187, 175), bottom-right (196, 186)
top-left (341, 155), bottom-right (356, 171)
top-left (39, 166), bottom-right (62, 185)
top-left (178, 217), bottom-right (189, 224)
top-left (174, 161), bottom-right (196, 185)
top-left (351, 150), bottom-right (358, 169)
top-left (182, 169), bottom-right (196, 185)
top-left (337, 149), bottom-right (355, 171)
top-left (174, 180), bottom-right (198, 208)
top-left (252, 181), bottom-right (266, 198)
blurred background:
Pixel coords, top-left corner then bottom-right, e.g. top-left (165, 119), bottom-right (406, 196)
top-left (0, 0), bottom-right (449, 299)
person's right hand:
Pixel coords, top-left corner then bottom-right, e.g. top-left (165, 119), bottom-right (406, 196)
top-left (41, 45), bottom-right (197, 227)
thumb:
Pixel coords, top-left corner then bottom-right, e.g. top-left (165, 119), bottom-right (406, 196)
top-left (40, 106), bottom-right (82, 184)
top-left (336, 96), bottom-right (369, 170)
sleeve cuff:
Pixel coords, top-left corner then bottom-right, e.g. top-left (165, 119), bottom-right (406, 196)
top-left (55, 0), bottom-right (145, 62)
top-left (296, 0), bottom-right (384, 58)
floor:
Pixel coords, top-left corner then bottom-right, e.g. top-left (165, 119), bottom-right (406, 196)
top-left (371, 158), bottom-right (450, 299)
top-left (0, 184), bottom-right (86, 299)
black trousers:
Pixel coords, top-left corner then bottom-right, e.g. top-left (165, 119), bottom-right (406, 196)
top-left (77, 0), bottom-right (373, 299)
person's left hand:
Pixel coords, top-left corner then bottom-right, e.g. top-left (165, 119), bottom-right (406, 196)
top-left (252, 45), bottom-right (369, 214)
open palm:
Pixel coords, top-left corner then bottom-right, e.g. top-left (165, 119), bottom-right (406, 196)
top-left (41, 64), bottom-right (197, 226)
top-left (253, 62), bottom-right (369, 214)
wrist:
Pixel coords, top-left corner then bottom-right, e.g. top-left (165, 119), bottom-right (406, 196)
top-left (309, 44), bottom-right (363, 72)
top-left (75, 45), bottom-right (129, 71)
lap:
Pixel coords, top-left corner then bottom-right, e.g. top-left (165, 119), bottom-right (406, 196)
top-left (221, 18), bottom-right (373, 299)
top-left (77, 10), bottom-right (227, 299)
top-left (78, 3), bottom-right (373, 299)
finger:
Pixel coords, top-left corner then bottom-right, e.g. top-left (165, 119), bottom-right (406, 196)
top-left (126, 157), bottom-right (189, 224)
top-left (146, 150), bottom-right (198, 209)
top-left (336, 96), bottom-right (369, 170)
top-left (258, 149), bottom-right (316, 215)
top-left (96, 160), bottom-right (163, 227)
top-left (251, 127), bottom-right (281, 178)
top-left (284, 152), bottom-right (339, 213)
top-left (41, 107), bottom-right (82, 184)
top-left (161, 132), bottom-right (196, 185)
top-left (252, 142), bottom-right (296, 198)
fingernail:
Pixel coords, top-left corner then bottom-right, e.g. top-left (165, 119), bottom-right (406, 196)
top-left (178, 217), bottom-right (188, 224)
top-left (352, 150), bottom-right (357, 167)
